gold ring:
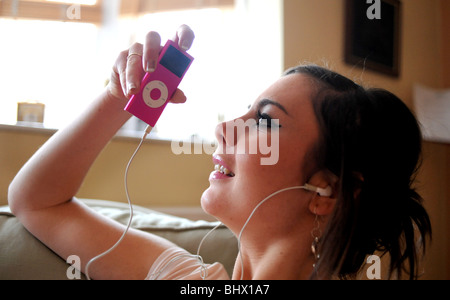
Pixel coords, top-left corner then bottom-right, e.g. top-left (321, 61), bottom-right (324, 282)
top-left (127, 53), bottom-right (142, 60)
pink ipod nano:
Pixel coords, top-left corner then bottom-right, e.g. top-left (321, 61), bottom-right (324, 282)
top-left (124, 40), bottom-right (194, 127)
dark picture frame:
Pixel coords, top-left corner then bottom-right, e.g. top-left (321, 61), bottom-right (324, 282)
top-left (344, 0), bottom-right (401, 77)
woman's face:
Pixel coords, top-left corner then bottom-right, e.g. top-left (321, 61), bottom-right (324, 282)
top-left (201, 74), bottom-right (321, 235)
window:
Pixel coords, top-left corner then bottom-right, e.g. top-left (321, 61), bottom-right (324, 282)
top-left (0, 0), bottom-right (283, 141)
top-left (0, 0), bottom-right (102, 23)
top-left (0, 18), bottom-right (101, 128)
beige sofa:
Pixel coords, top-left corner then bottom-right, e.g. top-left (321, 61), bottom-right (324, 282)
top-left (0, 199), bottom-right (238, 280)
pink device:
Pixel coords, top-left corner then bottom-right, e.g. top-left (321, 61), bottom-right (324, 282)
top-left (124, 40), bottom-right (194, 127)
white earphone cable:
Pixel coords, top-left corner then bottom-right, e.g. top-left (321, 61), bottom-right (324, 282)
top-left (84, 123), bottom-right (327, 280)
top-left (150, 185), bottom-right (321, 280)
top-left (85, 125), bottom-right (152, 280)
top-left (236, 186), bottom-right (309, 280)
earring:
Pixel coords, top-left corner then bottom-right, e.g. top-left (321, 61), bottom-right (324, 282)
top-left (311, 208), bottom-right (322, 268)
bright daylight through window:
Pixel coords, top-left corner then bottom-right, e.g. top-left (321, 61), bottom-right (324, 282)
top-left (0, 0), bottom-right (282, 141)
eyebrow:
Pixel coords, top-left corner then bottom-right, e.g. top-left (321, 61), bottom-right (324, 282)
top-left (257, 98), bottom-right (289, 116)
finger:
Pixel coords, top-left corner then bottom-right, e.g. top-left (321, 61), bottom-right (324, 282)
top-left (126, 43), bottom-right (145, 97)
top-left (170, 89), bottom-right (187, 104)
top-left (113, 50), bottom-right (129, 99)
top-left (172, 24), bottom-right (195, 51)
top-left (143, 31), bottom-right (162, 73)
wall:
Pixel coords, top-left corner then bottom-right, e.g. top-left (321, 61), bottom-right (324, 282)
top-left (283, 0), bottom-right (449, 279)
top-left (440, 0), bottom-right (450, 281)
top-left (0, 127), bottom-right (212, 208)
top-left (442, 0), bottom-right (450, 87)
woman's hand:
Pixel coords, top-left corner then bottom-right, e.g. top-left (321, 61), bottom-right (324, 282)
top-left (107, 24), bottom-right (195, 106)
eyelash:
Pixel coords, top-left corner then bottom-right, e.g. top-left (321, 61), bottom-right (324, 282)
top-left (256, 111), bottom-right (281, 128)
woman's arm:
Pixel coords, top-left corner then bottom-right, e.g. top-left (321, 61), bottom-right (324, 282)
top-left (7, 26), bottom-right (195, 279)
top-left (8, 90), bottom-right (130, 213)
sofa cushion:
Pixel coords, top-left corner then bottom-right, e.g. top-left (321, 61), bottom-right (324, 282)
top-left (0, 199), bottom-right (238, 280)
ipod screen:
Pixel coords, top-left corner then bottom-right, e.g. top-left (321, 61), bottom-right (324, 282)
top-left (159, 45), bottom-right (192, 78)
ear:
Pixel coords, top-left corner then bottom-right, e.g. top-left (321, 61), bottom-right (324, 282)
top-left (307, 169), bottom-right (338, 216)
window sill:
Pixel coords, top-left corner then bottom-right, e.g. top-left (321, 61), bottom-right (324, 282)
top-left (0, 122), bottom-right (57, 135)
top-left (0, 122), bottom-right (170, 143)
top-left (0, 123), bottom-right (215, 147)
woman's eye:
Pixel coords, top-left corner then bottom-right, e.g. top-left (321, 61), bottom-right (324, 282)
top-left (257, 112), bottom-right (281, 128)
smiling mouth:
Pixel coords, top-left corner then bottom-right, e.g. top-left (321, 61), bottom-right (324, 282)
top-left (214, 164), bottom-right (235, 177)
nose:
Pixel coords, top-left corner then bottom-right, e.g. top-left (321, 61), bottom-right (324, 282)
top-left (214, 120), bottom-right (239, 150)
top-left (214, 122), bottom-right (227, 148)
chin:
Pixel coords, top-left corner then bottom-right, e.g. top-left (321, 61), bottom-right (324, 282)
top-left (200, 187), bottom-right (231, 223)
top-left (200, 188), bottom-right (218, 217)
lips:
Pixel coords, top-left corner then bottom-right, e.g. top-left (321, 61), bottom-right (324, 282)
top-left (212, 155), bottom-right (235, 178)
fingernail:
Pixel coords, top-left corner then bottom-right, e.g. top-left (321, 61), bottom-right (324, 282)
top-left (146, 60), bottom-right (156, 73)
top-left (127, 83), bottom-right (137, 95)
top-left (181, 40), bottom-right (190, 51)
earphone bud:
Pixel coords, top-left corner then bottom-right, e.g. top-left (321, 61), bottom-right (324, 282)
top-left (303, 183), bottom-right (333, 197)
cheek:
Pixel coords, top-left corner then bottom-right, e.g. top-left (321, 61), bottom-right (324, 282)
top-left (201, 130), bottom-right (313, 225)
top-left (233, 153), bottom-right (295, 211)
top-left (260, 136), bottom-right (307, 186)
top-left (279, 140), bottom-right (305, 177)
top-left (235, 132), bottom-right (307, 197)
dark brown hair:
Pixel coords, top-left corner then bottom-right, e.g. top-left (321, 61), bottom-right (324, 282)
top-left (285, 65), bottom-right (432, 280)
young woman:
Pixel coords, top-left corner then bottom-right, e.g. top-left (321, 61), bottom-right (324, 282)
top-left (8, 25), bottom-right (431, 280)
